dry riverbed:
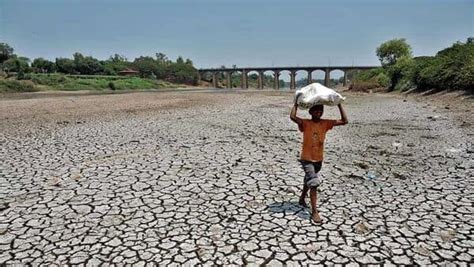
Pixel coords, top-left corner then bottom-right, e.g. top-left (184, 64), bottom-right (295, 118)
top-left (0, 90), bottom-right (472, 265)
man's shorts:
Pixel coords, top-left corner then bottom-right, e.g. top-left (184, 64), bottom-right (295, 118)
top-left (300, 160), bottom-right (322, 188)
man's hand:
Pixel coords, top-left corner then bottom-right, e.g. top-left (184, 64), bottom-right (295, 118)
top-left (294, 93), bottom-right (302, 106)
top-left (290, 94), bottom-right (304, 130)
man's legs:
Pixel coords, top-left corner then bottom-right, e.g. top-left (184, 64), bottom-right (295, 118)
top-left (310, 187), bottom-right (321, 223)
top-left (299, 161), bottom-right (323, 222)
top-left (299, 160), bottom-right (314, 207)
top-left (299, 184), bottom-right (309, 207)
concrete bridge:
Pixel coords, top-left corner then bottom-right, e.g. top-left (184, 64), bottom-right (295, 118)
top-left (198, 66), bottom-right (379, 89)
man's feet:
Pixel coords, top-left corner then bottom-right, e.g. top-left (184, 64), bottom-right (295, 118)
top-left (311, 211), bottom-right (322, 223)
top-left (299, 198), bottom-right (309, 208)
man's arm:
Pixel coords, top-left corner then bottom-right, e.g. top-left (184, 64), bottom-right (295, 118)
top-left (333, 104), bottom-right (348, 126)
top-left (290, 98), bottom-right (304, 131)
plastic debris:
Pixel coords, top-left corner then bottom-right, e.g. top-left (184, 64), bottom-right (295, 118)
top-left (440, 229), bottom-right (456, 242)
top-left (355, 221), bottom-right (370, 234)
top-left (366, 171), bottom-right (377, 180)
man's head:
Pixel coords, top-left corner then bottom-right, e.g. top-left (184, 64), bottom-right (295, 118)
top-left (309, 105), bottom-right (324, 119)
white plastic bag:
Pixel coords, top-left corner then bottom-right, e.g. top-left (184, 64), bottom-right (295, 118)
top-left (294, 83), bottom-right (345, 109)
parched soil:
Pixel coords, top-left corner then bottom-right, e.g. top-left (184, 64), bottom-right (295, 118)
top-left (0, 89), bottom-right (472, 265)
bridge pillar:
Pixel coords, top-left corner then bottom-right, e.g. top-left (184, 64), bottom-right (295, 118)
top-left (307, 70), bottom-right (312, 85)
top-left (343, 71), bottom-right (348, 87)
top-left (212, 72), bottom-right (218, 88)
top-left (257, 71), bottom-right (264, 89)
top-left (226, 71), bottom-right (232, 88)
top-left (197, 72), bottom-right (201, 84)
top-left (324, 68), bottom-right (330, 87)
top-left (274, 71), bottom-right (280, 90)
top-left (241, 70), bottom-right (248, 89)
top-left (290, 71), bottom-right (296, 90)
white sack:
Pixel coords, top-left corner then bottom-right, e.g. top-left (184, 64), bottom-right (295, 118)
top-left (295, 83), bottom-right (345, 109)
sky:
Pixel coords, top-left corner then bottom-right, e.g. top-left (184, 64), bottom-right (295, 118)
top-left (1, 0), bottom-right (473, 74)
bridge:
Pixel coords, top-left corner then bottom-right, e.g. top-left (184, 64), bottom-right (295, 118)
top-left (198, 66), bottom-right (379, 89)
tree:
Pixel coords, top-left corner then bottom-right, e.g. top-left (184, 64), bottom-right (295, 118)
top-left (56, 58), bottom-right (76, 74)
top-left (2, 56), bottom-right (30, 73)
top-left (434, 38), bottom-right (474, 90)
top-left (0, 43), bottom-right (14, 64)
top-left (165, 63), bottom-right (199, 85)
top-left (103, 54), bottom-right (130, 75)
top-left (405, 38), bottom-right (473, 91)
top-left (176, 56), bottom-right (184, 65)
top-left (388, 55), bottom-right (415, 90)
top-left (155, 53), bottom-right (169, 65)
top-left (72, 52), bottom-right (104, 75)
top-left (376, 39), bottom-right (413, 90)
top-left (32, 58), bottom-right (56, 73)
top-left (376, 39), bottom-right (412, 67)
top-left (185, 58), bottom-right (193, 66)
top-left (109, 54), bottom-right (127, 63)
top-left (133, 56), bottom-right (165, 78)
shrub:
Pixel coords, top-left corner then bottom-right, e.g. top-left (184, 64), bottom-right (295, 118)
top-left (409, 40), bottom-right (474, 91)
top-left (375, 72), bottom-right (390, 87)
top-left (351, 68), bottom-right (390, 90)
top-left (353, 68), bottom-right (381, 81)
top-left (165, 63), bottom-right (199, 85)
top-left (29, 73), bottom-right (67, 85)
top-left (108, 81), bottom-right (116, 90)
top-left (387, 55), bottom-right (415, 91)
top-left (0, 80), bottom-right (38, 92)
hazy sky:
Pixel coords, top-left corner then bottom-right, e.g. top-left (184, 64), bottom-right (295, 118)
top-left (1, 0), bottom-right (473, 71)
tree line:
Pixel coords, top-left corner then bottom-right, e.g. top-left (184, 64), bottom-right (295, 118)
top-left (0, 43), bottom-right (199, 85)
top-left (352, 37), bottom-right (473, 92)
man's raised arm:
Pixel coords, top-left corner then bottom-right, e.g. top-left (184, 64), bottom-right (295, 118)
top-left (290, 97), bottom-right (304, 131)
top-left (334, 104), bottom-right (348, 126)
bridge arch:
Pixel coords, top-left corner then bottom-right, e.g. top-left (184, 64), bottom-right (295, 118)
top-left (294, 70), bottom-right (308, 89)
top-left (246, 70), bottom-right (261, 89)
top-left (199, 71), bottom-right (213, 86)
top-left (328, 69), bottom-right (345, 88)
top-left (229, 70), bottom-right (242, 88)
top-left (278, 70), bottom-right (291, 90)
top-left (262, 70), bottom-right (276, 89)
top-left (309, 69), bottom-right (326, 85)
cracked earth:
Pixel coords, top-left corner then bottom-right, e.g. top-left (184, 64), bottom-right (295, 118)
top-left (0, 90), bottom-right (472, 265)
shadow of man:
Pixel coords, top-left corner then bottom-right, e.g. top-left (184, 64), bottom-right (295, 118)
top-left (266, 201), bottom-right (310, 220)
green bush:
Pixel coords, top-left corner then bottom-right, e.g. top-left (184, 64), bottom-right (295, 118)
top-left (353, 68), bottom-right (383, 82)
top-left (165, 63), bottom-right (199, 85)
top-left (66, 74), bottom-right (129, 80)
top-left (375, 72), bottom-right (390, 87)
top-left (387, 55), bottom-right (415, 91)
top-left (29, 73), bottom-right (67, 85)
top-left (351, 68), bottom-right (390, 89)
top-left (410, 40), bottom-right (474, 91)
top-left (435, 41), bottom-right (474, 90)
top-left (0, 80), bottom-right (38, 92)
top-left (108, 81), bottom-right (116, 90)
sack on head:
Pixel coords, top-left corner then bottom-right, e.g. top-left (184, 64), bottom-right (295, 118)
top-left (295, 83), bottom-right (345, 109)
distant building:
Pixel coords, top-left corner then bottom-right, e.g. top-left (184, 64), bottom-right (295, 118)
top-left (118, 69), bottom-right (139, 76)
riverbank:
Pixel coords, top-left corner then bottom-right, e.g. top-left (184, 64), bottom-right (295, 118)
top-left (0, 74), bottom-right (183, 94)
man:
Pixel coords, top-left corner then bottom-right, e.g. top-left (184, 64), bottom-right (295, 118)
top-left (290, 96), bottom-right (348, 223)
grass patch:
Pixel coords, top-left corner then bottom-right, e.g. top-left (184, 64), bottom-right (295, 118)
top-left (0, 80), bottom-right (39, 93)
top-left (2, 73), bottom-right (182, 92)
